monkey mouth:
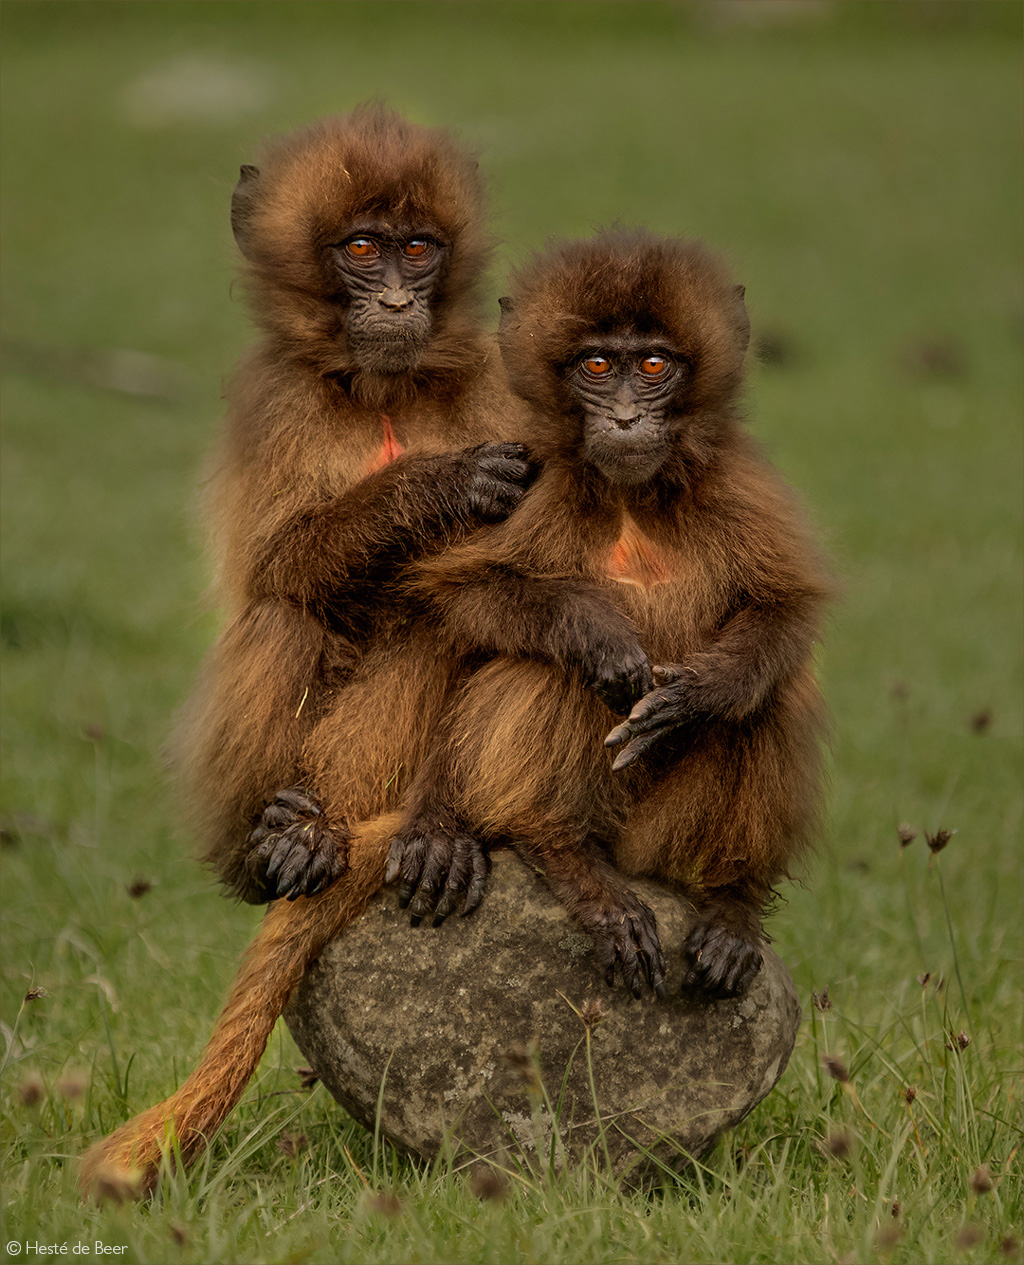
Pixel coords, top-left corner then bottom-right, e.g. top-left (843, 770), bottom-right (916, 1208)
top-left (584, 428), bottom-right (668, 486)
top-left (346, 318), bottom-right (432, 374)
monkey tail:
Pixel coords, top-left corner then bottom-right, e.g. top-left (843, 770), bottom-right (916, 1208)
top-left (78, 813), bottom-right (400, 1201)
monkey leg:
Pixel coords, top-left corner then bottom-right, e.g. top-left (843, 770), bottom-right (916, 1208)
top-left (618, 678), bottom-right (824, 998)
top-left (78, 813), bottom-right (401, 1201)
top-left (171, 599), bottom-right (356, 903)
top-left (426, 659), bottom-right (666, 996)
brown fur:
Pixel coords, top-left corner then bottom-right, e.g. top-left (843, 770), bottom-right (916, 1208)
top-left (80, 230), bottom-right (829, 1198)
top-left (171, 105), bottom-right (526, 901)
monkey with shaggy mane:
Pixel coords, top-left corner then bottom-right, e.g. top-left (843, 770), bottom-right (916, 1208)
top-left (173, 105), bottom-right (533, 909)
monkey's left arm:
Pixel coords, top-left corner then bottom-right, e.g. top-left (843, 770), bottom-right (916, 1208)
top-left (605, 592), bottom-right (821, 770)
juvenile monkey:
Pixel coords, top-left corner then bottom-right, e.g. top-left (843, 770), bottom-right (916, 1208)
top-left (175, 105), bottom-right (532, 906)
top-left (388, 229), bottom-right (830, 997)
top-left (80, 230), bottom-right (828, 1197)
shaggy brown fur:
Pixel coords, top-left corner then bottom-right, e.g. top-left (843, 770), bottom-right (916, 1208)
top-left (171, 105), bottom-right (528, 903)
top-left (80, 230), bottom-right (830, 1198)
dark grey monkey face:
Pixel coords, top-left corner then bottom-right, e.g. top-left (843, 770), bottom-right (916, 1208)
top-left (565, 332), bottom-right (685, 485)
top-left (330, 225), bottom-right (450, 373)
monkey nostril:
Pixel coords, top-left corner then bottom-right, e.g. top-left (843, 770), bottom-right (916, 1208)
top-left (612, 413), bottom-right (642, 430)
top-left (379, 289), bottom-right (413, 312)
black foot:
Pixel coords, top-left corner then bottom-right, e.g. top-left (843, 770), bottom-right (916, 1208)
top-left (246, 787), bottom-right (346, 901)
top-left (583, 892), bottom-right (666, 1000)
top-left (681, 920), bottom-right (762, 998)
top-left (384, 819), bottom-right (489, 926)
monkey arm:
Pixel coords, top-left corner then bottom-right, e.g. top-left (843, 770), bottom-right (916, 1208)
top-left (605, 592), bottom-right (822, 769)
top-left (249, 443), bottom-right (533, 616)
top-left (411, 560), bottom-right (653, 715)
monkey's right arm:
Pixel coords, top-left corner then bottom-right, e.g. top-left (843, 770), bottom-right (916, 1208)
top-left (410, 558), bottom-right (653, 715)
top-left (249, 444), bottom-right (534, 623)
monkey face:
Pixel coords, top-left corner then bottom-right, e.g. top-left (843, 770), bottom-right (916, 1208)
top-left (330, 226), bottom-right (449, 373)
top-left (565, 333), bottom-right (684, 485)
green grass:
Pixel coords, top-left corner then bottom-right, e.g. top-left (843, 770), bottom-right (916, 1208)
top-left (2, 3), bottom-right (1021, 1262)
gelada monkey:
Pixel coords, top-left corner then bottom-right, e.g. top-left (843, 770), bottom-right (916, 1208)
top-left (172, 104), bottom-right (532, 907)
top-left (80, 231), bottom-right (829, 1198)
top-left (388, 229), bottom-right (830, 998)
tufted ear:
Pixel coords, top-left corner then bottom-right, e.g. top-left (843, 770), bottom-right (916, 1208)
top-left (733, 284), bottom-right (750, 357)
top-left (231, 164), bottom-right (261, 260)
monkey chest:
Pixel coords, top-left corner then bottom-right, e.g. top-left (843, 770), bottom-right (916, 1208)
top-left (603, 516), bottom-right (676, 590)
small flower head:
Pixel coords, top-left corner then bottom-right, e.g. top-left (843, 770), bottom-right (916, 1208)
top-left (24, 987), bottom-right (47, 1002)
top-left (18, 1074), bottom-right (45, 1106)
top-left (970, 1165), bottom-right (993, 1195)
top-left (469, 1165), bottom-right (509, 1202)
top-left (823, 1129), bottom-right (851, 1159)
top-left (822, 1054), bottom-right (849, 1083)
top-left (126, 878), bottom-right (152, 899)
top-left (295, 1065), bottom-right (318, 1090)
top-left (903, 1086), bottom-right (918, 1104)
top-left (813, 985), bottom-right (832, 1012)
top-left (275, 1130), bottom-right (307, 1158)
top-left (956, 1225), bottom-right (983, 1252)
top-left (898, 824), bottom-right (918, 847)
top-left (57, 1072), bottom-right (87, 1101)
top-left (925, 827), bottom-right (956, 854)
top-left (580, 998), bottom-right (605, 1030)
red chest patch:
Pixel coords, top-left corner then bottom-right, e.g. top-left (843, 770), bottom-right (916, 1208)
top-left (605, 515), bottom-right (674, 589)
top-left (363, 413), bottom-right (406, 474)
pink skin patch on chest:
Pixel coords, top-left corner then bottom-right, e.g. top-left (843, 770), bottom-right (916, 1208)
top-left (605, 515), bottom-right (674, 589)
top-left (363, 413), bottom-right (406, 474)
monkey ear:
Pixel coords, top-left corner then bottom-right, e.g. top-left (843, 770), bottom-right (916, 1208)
top-left (498, 296), bottom-right (515, 331)
top-left (231, 165), bottom-right (261, 260)
top-left (733, 284), bottom-right (751, 357)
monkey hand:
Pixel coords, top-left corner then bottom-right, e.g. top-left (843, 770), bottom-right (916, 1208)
top-left (576, 620), bottom-right (654, 716)
top-left (681, 918), bottom-right (763, 998)
top-left (578, 890), bottom-right (666, 1000)
top-left (246, 787), bottom-right (348, 901)
top-left (384, 817), bottom-right (489, 926)
top-left (603, 663), bottom-right (698, 770)
top-left (459, 442), bottom-right (537, 522)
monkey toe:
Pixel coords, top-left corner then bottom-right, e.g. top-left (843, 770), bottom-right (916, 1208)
top-left (587, 894), bottom-right (666, 1000)
top-left (387, 826), bottom-right (489, 924)
top-left (681, 922), bottom-right (762, 998)
top-left (247, 798), bottom-right (343, 902)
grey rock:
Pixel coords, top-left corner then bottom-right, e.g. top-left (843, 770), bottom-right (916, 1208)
top-left (285, 851), bottom-right (801, 1181)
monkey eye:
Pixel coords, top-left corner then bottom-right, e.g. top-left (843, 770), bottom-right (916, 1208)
top-left (639, 355), bottom-right (670, 377)
top-left (582, 356), bottom-right (612, 377)
top-left (345, 238), bottom-right (380, 260)
top-left (403, 239), bottom-right (434, 259)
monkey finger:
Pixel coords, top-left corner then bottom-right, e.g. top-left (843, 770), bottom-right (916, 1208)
top-left (408, 851), bottom-right (449, 922)
top-left (384, 837), bottom-right (407, 886)
top-left (274, 786), bottom-right (322, 816)
top-left (610, 723), bottom-right (674, 772)
top-left (432, 852), bottom-right (472, 925)
top-left (651, 664), bottom-right (692, 685)
top-left (461, 848), bottom-right (489, 917)
top-left (396, 838), bottom-right (428, 909)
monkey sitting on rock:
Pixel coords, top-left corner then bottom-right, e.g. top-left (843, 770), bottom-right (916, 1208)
top-left (172, 104), bottom-right (533, 908)
top-left (80, 229), bottom-right (829, 1199)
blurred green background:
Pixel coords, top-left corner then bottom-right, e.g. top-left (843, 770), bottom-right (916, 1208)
top-left (1, 3), bottom-right (1021, 1262)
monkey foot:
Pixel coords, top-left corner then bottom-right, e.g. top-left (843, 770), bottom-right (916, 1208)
top-left (246, 787), bottom-right (347, 902)
top-left (583, 892), bottom-right (666, 1000)
top-left (384, 820), bottom-right (489, 926)
top-left (681, 919), bottom-right (762, 998)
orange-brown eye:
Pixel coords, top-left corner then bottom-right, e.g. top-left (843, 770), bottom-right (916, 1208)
top-left (346, 238), bottom-right (379, 259)
top-left (639, 355), bottom-right (668, 377)
top-left (584, 356), bottom-right (612, 376)
top-left (404, 239), bottom-right (432, 259)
